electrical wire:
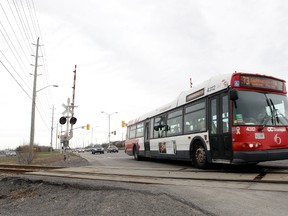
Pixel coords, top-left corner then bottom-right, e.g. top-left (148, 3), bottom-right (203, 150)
top-left (0, 0), bottom-right (55, 135)
top-left (0, 60), bottom-right (31, 100)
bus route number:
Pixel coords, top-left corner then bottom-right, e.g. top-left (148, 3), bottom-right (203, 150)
top-left (207, 85), bottom-right (216, 93)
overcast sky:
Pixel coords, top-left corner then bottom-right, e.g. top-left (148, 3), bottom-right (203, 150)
top-left (1, 0), bottom-right (288, 150)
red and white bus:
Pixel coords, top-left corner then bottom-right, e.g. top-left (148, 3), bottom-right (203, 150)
top-left (125, 72), bottom-right (288, 169)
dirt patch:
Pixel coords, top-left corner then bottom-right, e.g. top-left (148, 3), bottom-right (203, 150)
top-left (0, 176), bottom-right (206, 216)
top-left (42, 153), bottom-right (90, 167)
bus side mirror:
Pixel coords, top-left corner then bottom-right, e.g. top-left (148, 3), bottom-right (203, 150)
top-left (229, 89), bottom-right (238, 101)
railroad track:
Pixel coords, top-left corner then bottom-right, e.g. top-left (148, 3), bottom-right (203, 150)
top-left (1, 165), bottom-right (288, 190)
top-left (0, 164), bottom-right (64, 174)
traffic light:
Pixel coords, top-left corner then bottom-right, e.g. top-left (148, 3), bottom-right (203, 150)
top-left (59, 117), bottom-right (66, 125)
top-left (113, 130), bottom-right (116, 135)
top-left (70, 117), bottom-right (77, 125)
top-left (86, 124), bottom-right (90, 130)
top-left (121, 120), bottom-right (126, 127)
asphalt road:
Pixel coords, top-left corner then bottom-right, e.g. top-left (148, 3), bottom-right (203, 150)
top-left (78, 150), bottom-right (288, 216)
top-left (1, 151), bottom-right (288, 216)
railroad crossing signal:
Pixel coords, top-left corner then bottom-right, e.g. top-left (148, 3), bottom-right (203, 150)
top-left (70, 117), bottom-right (77, 125)
top-left (59, 117), bottom-right (66, 125)
top-left (62, 102), bottom-right (73, 115)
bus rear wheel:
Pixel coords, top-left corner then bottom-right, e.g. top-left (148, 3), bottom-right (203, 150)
top-left (133, 145), bottom-right (141, 161)
top-left (193, 143), bottom-right (208, 169)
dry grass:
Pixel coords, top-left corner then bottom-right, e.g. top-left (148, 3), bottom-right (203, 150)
top-left (9, 188), bottom-right (38, 199)
top-left (0, 152), bottom-right (78, 165)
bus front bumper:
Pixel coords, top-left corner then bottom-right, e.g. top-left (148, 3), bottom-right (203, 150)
top-left (233, 149), bottom-right (288, 164)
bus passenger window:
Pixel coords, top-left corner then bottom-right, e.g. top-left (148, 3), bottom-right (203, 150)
top-left (136, 122), bottom-right (144, 137)
top-left (184, 101), bottom-right (206, 133)
top-left (153, 115), bottom-right (167, 138)
top-left (166, 109), bottom-right (183, 136)
top-left (129, 125), bottom-right (137, 138)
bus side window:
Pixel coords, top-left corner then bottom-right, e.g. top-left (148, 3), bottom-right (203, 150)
top-left (153, 115), bottom-right (167, 138)
top-left (199, 119), bottom-right (206, 131)
top-left (184, 100), bottom-right (206, 133)
top-left (185, 123), bottom-right (192, 132)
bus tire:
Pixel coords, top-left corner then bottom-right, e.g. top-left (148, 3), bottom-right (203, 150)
top-left (133, 145), bottom-right (141, 161)
top-left (193, 142), bottom-right (209, 169)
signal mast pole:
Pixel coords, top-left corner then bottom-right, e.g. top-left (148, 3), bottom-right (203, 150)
top-left (71, 65), bottom-right (77, 131)
top-left (59, 65), bottom-right (78, 151)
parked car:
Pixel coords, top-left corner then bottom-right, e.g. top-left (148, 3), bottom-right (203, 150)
top-left (91, 144), bottom-right (104, 154)
top-left (107, 145), bottom-right (118, 153)
top-left (5, 151), bottom-right (17, 156)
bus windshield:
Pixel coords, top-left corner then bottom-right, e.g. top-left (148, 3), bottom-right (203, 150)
top-left (233, 91), bottom-right (288, 126)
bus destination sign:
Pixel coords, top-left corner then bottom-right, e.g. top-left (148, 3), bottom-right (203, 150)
top-left (240, 75), bottom-right (284, 92)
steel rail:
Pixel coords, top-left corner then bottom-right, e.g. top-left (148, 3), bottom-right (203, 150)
top-left (1, 165), bottom-right (288, 185)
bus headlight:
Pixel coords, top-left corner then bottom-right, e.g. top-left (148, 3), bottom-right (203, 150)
top-left (241, 142), bottom-right (261, 149)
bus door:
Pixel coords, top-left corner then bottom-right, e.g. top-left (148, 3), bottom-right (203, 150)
top-left (144, 120), bottom-right (151, 157)
top-left (208, 94), bottom-right (232, 161)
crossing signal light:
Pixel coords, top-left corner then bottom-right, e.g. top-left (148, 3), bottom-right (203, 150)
top-left (86, 124), bottom-right (90, 130)
top-left (70, 117), bottom-right (77, 125)
top-left (121, 120), bottom-right (125, 127)
top-left (59, 117), bottom-right (66, 125)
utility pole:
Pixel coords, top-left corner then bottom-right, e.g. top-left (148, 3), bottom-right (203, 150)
top-left (50, 105), bottom-right (55, 153)
top-left (29, 37), bottom-right (40, 161)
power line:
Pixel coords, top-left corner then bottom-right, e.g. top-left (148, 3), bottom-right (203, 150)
top-left (0, 60), bottom-right (31, 99)
top-left (0, 24), bottom-right (31, 81)
top-left (7, 0), bottom-right (33, 53)
top-left (25, 0), bottom-right (39, 40)
top-left (0, 3), bottom-right (31, 65)
top-left (1, 0), bottom-right (55, 136)
top-left (12, 0), bottom-right (33, 46)
top-left (19, 0), bottom-right (36, 41)
top-left (0, 49), bottom-right (32, 91)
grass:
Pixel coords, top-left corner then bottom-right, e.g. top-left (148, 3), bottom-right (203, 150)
top-left (0, 151), bottom-right (78, 165)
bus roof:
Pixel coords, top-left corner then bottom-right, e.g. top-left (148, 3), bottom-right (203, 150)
top-left (127, 72), bottom-right (286, 125)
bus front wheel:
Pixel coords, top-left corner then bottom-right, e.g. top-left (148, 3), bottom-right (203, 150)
top-left (193, 143), bottom-right (208, 169)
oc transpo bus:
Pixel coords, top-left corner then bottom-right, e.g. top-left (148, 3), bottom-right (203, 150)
top-left (124, 72), bottom-right (288, 169)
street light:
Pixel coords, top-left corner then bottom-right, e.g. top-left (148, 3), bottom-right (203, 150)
top-left (36, 85), bottom-right (58, 93)
top-left (29, 84), bottom-right (58, 159)
top-left (101, 111), bottom-right (117, 144)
